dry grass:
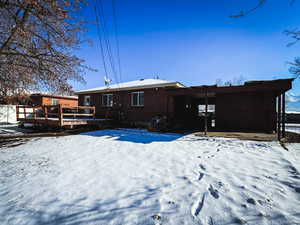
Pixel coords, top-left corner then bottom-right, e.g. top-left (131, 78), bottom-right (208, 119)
top-left (195, 131), bottom-right (300, 143)
top-left (281, 131), bottom-right (300, 143)
top-left (195, 131), bottom-right (277, 142)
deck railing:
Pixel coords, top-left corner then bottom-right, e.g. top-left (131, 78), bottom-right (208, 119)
top-left (16, 105), bottom-right (96, 126)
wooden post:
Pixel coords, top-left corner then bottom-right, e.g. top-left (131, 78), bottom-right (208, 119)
top-left (33, 107), bottom-right (36, 120)
top-left (16, 105), bottom-right (19, 121)
top-left (93, 106), bottom-right (96, 120)
top-left (204, 90), bottom-right (208, 135)
top-left (73, 107), bottom-right (79, 119)
top-left (277, 95), bottom-right (281, 140)
top-left (282, 93), bottom-right (286, 138)
top-left (44, 106), bottom-right (48, 124)
top-left (58, 104), bottom-right (63, 127)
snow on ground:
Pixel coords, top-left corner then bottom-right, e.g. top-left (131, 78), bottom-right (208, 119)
top-left (0, 124), bottom-right (32, 136)
top-left (286, 124), bottom-right (300, 134)
top-left (0, 129), bottom-right (300, 225)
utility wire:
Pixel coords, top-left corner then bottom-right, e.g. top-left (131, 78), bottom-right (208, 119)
top-left (112, 0), bottom-right (123, 83)
top-left (94, 3), bottom-right (109, 81)
top-left (97, 0), bottom-right (119, 85)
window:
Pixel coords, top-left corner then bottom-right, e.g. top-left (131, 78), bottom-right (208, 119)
top-left (198, 104), bottom-right (216, 128)
top-left (51, 98), bottom-right (59, 105)
top-left (102, 94), bottom-right (113, 107)
top-left (83, 95), bottom-right (90, 106)
top-left (131, 92), bottom-right (144, 106)
top-left (198, 104), bottom-right (215, 116)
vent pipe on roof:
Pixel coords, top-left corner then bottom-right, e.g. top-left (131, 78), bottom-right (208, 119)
top-left (104, 76), bottom-right (112, 87)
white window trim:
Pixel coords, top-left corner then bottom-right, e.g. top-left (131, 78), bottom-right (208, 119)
top-left (51, 98), bottom-right (59, 105)
top-left (131, 91), bottom-right (144, 107)
top-left (102, 93), bottom-right (113, 107)
top-left (83, 95), bottom-right (90, 106)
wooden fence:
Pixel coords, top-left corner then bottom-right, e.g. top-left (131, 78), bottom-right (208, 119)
top-left (16, 105), bottom-right (96, 127)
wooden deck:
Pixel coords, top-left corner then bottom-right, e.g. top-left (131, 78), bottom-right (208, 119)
top-left (17, 105), bottom-right (106, 128)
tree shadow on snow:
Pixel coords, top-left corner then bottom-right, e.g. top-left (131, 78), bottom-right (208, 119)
top-left (1, 185), bottom-right (162, 225)
top-left (81, 129), bottom-right (183, 144)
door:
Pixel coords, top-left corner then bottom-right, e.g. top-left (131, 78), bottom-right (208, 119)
top-left (83, 95), bottom-right (91, 114)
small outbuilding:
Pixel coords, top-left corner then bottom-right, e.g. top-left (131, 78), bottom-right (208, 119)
top-left (1, 93), bottom-right (78, 107)
top-left (29, 93), bottom-right (78, 107)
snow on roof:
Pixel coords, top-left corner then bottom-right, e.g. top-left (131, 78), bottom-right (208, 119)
top-left (286, 111), bottom-right (300, 114)
top-left (75, 79), bottom-right (185, 94)
top-left (31, 93), bottom-right (78, 99)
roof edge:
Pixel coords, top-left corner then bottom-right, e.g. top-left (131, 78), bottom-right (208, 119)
top-left (31, 93), bottom-right (78, 99)
top-left (75, 82), bottom-right (185, 94)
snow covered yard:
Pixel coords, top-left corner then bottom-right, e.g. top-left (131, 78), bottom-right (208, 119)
top-left (0, 124), bottom-right (32, 136)
top-left (0, 129), bottom-right (300, 225)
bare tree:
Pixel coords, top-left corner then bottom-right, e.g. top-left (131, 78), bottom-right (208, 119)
top-left (215, 78), bottom-right (223, 86)
top-left (230, 0), bottom-right (267, 18)
top-left (0, 0), bottom-right (92, 100)
top-left (216, 75), bottom-right (246, 86)
top-left (231, 0), bottom-right (300, 78)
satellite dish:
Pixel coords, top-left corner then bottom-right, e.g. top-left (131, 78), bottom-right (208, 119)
top-left (104, 76), bottom-right (112, 87)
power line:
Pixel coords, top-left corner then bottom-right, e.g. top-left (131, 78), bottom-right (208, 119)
top-left (94, 3), bottom-right (108, 80)
top-left (111, 0), bottom-right (123, 83)
top-left (97, 0), bottom-right (119, 85)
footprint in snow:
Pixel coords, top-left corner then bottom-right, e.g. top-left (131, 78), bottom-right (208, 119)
top-left (180, 176), bottom-right (192, 184)
top-left (246, 198), bottom-right (256, 205)
top-left (193, 193), bottom-right (206, 216)
top-left (281, 181), bottom-right (300, 193)
top-left (151, 215), bottom-right (162, 225)
top-left (199, 164), bottom-right (206, 171)
top-left (208, 185), bottom-right (219, 199)
top-left (232, 217), bottom-right (247, 224)
top-left (288, 165), bottom-right (299, 176)
top-left (152, 214), bottom-right (161, 220)
top-left (182, 176), bottom-right (188, 180)
top-left (198, 172), bottom-right (204, 181)
top-left (291, 175), bottom-right (300, 180)
top-left (208, 216), bottom-right (215, 225)
top-left (167, 201), bottom-right (175, 205)
top-left (217, 181), bottom-right (223, 187)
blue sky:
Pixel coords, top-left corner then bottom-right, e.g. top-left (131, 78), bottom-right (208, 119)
top-left (74, 0), bottom-right (300, 109)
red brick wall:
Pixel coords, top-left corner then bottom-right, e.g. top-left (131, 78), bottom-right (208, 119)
top-left (78, 89), bottom-right (278, 132)
top-left (78, 88), bottom-right (171, 121)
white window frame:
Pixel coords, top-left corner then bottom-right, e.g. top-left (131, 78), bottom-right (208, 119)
top-left (83, 95), bottom-right (90, 106)
top-left (131, 91), bottom-right (144, 107)
top-left (102, 94), bottom-right (113, 107)
top-left (51, 98), bottom-right (59, 105)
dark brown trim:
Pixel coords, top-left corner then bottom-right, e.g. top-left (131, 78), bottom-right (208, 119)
top-left (282, 93), bottom-right (286, 138)
top-left (277, 95), bottom-right (282, 140)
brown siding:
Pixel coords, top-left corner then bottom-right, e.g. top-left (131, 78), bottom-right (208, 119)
top-left (215, 92), bottom-right (276, 132)
top-left (42, 97), bottom-right (78, 106)
top-left (78, 88), bottom-right (170, 121)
